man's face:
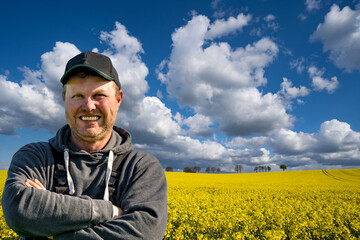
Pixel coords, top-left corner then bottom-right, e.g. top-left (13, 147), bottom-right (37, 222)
top-left (64, 75), bottom-right (122, 145)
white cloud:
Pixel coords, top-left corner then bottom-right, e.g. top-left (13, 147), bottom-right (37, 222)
top-left (183, 114), bottom-right (214, 137)
top-left (250, 14), bottom-right (279, 36)
top-left (310, 4), bottom-right (360, 72)
top-left (156, 89), bottom-right (163, 99)
top-left (119, 97), bottom-right (181, 144)
top-left (311, 76), bottom-right (339, 93)
top-left (0, 42), bottom-right (80, 135)
top-left (228, 119), bottom-right (360, 167)
top-left (100, 22), bottom-right (144, 57)
top-left (1, 16), bottom-right (359, 172)
top-left (0, 74), bottom-right (65, 135)
top-left (275, 119), bottom-right (360, 156)
top-left (250, 148), bottom-right (271, 164)
top-left (308, 66), bottom-right (339, 93)
top-left (216, 88), bottom-right (293, 136)
top-left (171, 136), bottom-right (228, 161)
top-left (278, 77), bottom-right (310, 110)
top-left (226, 136), bottom-right (268, 148)
top-left (211, 0), bottom-right (225, 16)
top-left (41, 42), bottom-right (81, 98)
top-left (0, 22), bottom-right (159, 142)
top-left (269, 128), bottom-right (317, 155)
top-left (135, 135), bottom-right (235, 170)
top-left (279, 77), bottom-right (310, 100)
top-left (289, 57), bottom-right (305, 74)
top-left (158, 14), bottom-right (292, 137)
top-left (308, 65), bottom-right (324, 77)
top-left (298, 13), bottom-right (307, 21)
top-left (100, 22), bottom-right (149, 111)
top-left (297, 99), bottom-right (305, 105)
top-left (316, 119), bottom-right (360, 152)
top-left (263, 14), bottom-right (279, 32)
top-left (264, 14), bottom-right (276, 22)
top-left (0, 22), bottom-right (190, 173)
top-left (205, 13), bottom-right (251, 40)
top-left (305, 0), bottom-right (322, 12)
top-left (211, 0), bottom-right (222, 9)
top-left (98, 23), bottom-right (181, 144)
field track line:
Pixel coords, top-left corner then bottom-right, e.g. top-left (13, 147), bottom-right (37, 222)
top-left (322, 170), bottom-right (349, 181)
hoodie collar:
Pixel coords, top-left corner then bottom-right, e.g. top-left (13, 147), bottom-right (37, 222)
top-left (49, 125), bottom-right (133, 155)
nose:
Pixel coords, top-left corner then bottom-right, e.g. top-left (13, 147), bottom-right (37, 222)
top-left (82, 97), bottom-right (96, 111)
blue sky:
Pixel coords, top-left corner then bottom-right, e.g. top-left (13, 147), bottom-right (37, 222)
top-left (1, 0), bottom-right (359, 172)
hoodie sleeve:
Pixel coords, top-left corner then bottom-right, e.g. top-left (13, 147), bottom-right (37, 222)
top-left (2, 143), bottom-right (114, 237)
top-left (53, 151), bottom-right (168, 240)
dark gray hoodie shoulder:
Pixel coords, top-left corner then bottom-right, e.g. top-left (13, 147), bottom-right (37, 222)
top-left (2, 125), bottom-right (167, 240)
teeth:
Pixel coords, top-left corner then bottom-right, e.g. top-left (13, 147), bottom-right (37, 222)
top-left (81, 116), bottom-right (99, 121)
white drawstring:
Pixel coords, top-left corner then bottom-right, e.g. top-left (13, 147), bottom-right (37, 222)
top-left (104, 150), bottom-right (114, 201)
top-left (64, 149), bottom-right (75, 195)
top-left (63, 148), bottom-right (113, 200)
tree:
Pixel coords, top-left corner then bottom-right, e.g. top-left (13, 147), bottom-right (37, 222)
top-left (280, 164), bottom-right (287, 171)
top-left (216, 168), bottom-right (221, 173)
top-left (211, 167), bottom-right (216, 173)
top-left (192, 166), bottom-right (201, 173)
top-left (184, 167), bottom-right (195, 173)
top-left (254, 166), bottom-right (259, 173)
top-left (234, 164), bottom-right (243, 173)
top-left (267, 166), bottom-right (271, 172)
top-left (206, 167), bottom-right (210, 173)
top-left (165, 166), bottom-right (173, 172)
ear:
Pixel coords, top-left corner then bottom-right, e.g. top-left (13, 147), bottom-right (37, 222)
top-left (117, 89), bottom-right (123, 107)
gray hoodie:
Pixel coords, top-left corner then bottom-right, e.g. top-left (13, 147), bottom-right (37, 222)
top-left (2, 125), bottom-right (167, 240)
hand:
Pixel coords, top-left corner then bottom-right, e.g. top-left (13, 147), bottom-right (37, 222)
top-left (112, 205), bottom-right (123, 219)
top-left (25, 179), bottom-right (46, 190)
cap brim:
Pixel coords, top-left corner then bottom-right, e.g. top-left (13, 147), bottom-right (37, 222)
top-left (60, 65), bottom-right (114, 85)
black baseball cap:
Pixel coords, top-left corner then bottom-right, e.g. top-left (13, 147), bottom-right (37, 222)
top-left (60, 51), bottom-right (121, 89)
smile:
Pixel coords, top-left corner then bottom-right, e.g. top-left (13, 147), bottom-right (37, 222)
top-left (80, 116), bottom-right (100, 121)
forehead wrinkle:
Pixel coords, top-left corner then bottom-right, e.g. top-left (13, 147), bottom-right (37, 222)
top-left (66, 77), bottom-right (115, 95)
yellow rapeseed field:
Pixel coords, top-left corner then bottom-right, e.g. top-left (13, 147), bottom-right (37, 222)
top-left (164, 169), bottom-right (360, 239)
top-left (0, 171), bottom-right (18, 239)
top-left (0, 169), bottom-right (359, 239)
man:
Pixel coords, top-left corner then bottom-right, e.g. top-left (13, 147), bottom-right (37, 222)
top-left (2, 51), bottom-right (168, 239)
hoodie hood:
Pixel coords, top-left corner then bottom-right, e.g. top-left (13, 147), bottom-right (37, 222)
top-left (49, 125), bottom-right (133, 155)
top-left (48, 125), bottom-right (133, 199)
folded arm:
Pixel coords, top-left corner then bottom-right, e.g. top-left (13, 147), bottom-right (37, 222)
top-left (53, 151), bottom-right (168, 240)
top-left (2, 143), bottom-right (114, 237)
top-left (2, 145), bottom-right (167, 239)
top-left (25, 179), bottom-right (122, 219)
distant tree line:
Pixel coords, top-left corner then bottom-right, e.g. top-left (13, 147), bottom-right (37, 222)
top-left (254, 166), bottom-right (271, 173)
top-left (234, 164), bottom-right (243, 173)
top-left (183, 166), bottom-right (201, 173)
top-left (235, 164), bottom-right (287, 173)
top-left (165, 166), bottom-right (173, 172)
top-left (165, 163), bottom-right (287, 173)
top-left (205, 167), bottom-right (221, 173)
top-left (165, 166), bottom-right (221, 173)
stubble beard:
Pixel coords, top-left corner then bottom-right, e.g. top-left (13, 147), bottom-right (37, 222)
top-left (65, 109), bottom-right (115, 146)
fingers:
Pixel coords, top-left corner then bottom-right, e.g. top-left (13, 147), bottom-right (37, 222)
top-left (112, 205), bottom-right (119, 218)
top-left (112, 205), bottom-right (123, 219)
top-left (34, 179), bottom-right (46, 190)
top-left (25, 179), bottom-right (44, 189)
top-left (25, 179), bottom-right (46, 190)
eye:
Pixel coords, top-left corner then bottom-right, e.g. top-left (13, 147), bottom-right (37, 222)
top-left (95, 93), bottom-right (107, 98)
top-left (71, 94), bottom-right (83, 99)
